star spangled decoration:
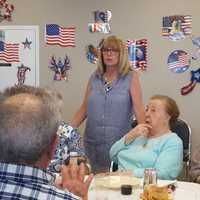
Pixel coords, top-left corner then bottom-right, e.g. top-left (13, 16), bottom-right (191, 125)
top-left (191, 36), bottom-right (200, 60)
top-left (22, 38), bottom-right (32, 49)
top-left (181, 68), bottom-right (200, 95)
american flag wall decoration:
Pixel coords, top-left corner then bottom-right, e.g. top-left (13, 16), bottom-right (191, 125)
top-left (0, 41), bottom-right (19, 63)
top-left (162, 15), bottom-right (192, 41)
top-left (45, 24), bottom-right (75, 47)
top-left (167, 50), bottom-right (190, 73)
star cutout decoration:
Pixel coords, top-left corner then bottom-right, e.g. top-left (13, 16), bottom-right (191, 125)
top-left (22, 38), bottom-right (32, 49)
top-left (191, 68), bottom-right (200, 82)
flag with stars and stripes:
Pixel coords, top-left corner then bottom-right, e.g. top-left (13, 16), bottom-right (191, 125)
top-left (168, 50), bottom-right (190, 73)
top-left (0, 41), bottom-right (19, 63)
top-left (46, 24), bottom-right (75, 47)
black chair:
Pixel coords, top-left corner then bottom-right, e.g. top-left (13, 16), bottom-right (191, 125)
top-left (170, 119), bottom-right (192, 181)
top-left (110, 119), bottom-right (192, 181)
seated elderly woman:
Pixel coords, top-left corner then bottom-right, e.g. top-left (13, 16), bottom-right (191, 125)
top-left (110, 95), bottom-right (183, 180)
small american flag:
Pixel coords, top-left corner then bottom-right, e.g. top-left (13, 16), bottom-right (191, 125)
top-left (168, 53), bottom-right (189, 73)
top-left (46, 24), bottom-right (75, 47)
top-left (0, 41), bottom-right (19, 63)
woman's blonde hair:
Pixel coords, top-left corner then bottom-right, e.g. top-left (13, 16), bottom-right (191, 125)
top-left (97, 35), bottom-right (131, 76)
top-left (150, 95), bottom-right (180, 127)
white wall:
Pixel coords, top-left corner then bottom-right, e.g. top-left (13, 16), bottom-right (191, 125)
top-left (3, 0), bottom-right (200, 152)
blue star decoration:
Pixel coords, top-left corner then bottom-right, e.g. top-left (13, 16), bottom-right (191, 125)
top-left (22, 38), bottom-right (32, 49)
top-left (191, 68), bottom-right (200, 83)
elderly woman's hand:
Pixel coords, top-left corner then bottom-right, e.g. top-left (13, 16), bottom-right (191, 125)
top-left (125, 123), bottom-right (152, 145)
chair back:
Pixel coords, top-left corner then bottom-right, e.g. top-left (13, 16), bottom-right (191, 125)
top-left (170, 118), bottom-right (192, 181)
top-left (170, 119), bottom-right (192, 163)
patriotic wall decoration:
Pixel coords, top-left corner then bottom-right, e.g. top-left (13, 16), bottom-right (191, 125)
top-left (94, 10), bottom-right (112, 23)
top-left (45, 24), bottom-right (75, 47)
top-left (86, 44), bottom-right (98, 64)
top-left (22, 38), bottom-right (32, 49)
top-left (0, 0), bottom-right (14, 22)
top-left (127, 39), bottom-right (147, 70)
top-left (88, 10), bottom-right (112, 33)
top-left (49, 55), bottom-right (71, 81)
top-left (0, 41), bottom-right (19, 63)
top-left (0, 26), bottom-right (39, 91)
top-left (86, 39), bottom-right (104, 64)
top-left (181, 68), bottom-right (200, 95)
top-left (162, 15), bottom-right (192, 41)
top-left (167, 50), bottom-right (190, 73)
top-left (191, 36), bottom-right (200, 60)
top-left (16, 64), bottom-right (31, 86)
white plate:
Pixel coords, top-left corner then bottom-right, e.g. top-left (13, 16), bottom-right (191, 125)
top-left (93, 175), bottom-right (141, 189)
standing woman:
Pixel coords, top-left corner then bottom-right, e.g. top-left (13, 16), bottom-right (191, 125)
top-left (71, 35), bottom-right (145, 173)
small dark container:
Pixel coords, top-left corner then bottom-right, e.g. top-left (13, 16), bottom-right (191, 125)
top-left (121, 184), bottom-right (132, 195)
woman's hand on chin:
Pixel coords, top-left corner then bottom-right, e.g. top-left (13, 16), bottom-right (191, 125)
top-left (125, 123), bottom-right (152, 145)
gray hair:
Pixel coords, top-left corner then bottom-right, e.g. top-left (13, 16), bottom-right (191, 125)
top-left (0, 86), bottom-right (63, 165)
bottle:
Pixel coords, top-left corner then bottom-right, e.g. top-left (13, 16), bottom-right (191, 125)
top-left (143, 168), bottom-right (157, 188)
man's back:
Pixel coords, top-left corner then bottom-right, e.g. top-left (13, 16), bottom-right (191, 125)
top-left (0, 162), bottom-right (80, 200)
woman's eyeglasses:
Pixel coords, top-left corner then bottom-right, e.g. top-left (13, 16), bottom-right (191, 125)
top-left (101, 48), bottom-right (119, 54)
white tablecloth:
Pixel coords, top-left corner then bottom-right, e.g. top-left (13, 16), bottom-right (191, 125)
top-left (88, 179), bottom-right (200, 200)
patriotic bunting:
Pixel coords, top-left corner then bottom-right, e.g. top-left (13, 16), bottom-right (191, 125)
top-left (181, 68), bottom-right (200, 95)
top-left (45, 24), bottom-right (75, 47)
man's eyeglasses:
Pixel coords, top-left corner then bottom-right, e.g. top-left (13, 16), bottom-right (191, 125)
top-left (101, 48), bottom-right (120, 54)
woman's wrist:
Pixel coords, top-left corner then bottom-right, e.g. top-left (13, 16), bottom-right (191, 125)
top-left (125, 131), bottom-right (137, 145)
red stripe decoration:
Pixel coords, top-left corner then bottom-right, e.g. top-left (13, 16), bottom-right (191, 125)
top-left (0, 43), bottom-right (19, 63)
top-left (46, 24), bottom-right (75, 47)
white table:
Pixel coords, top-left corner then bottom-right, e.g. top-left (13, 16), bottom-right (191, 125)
top-left (88, 179), bottom-right (200, 200)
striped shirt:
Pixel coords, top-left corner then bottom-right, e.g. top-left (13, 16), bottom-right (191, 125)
top-left (0, 162), bottom-right (80, 200)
